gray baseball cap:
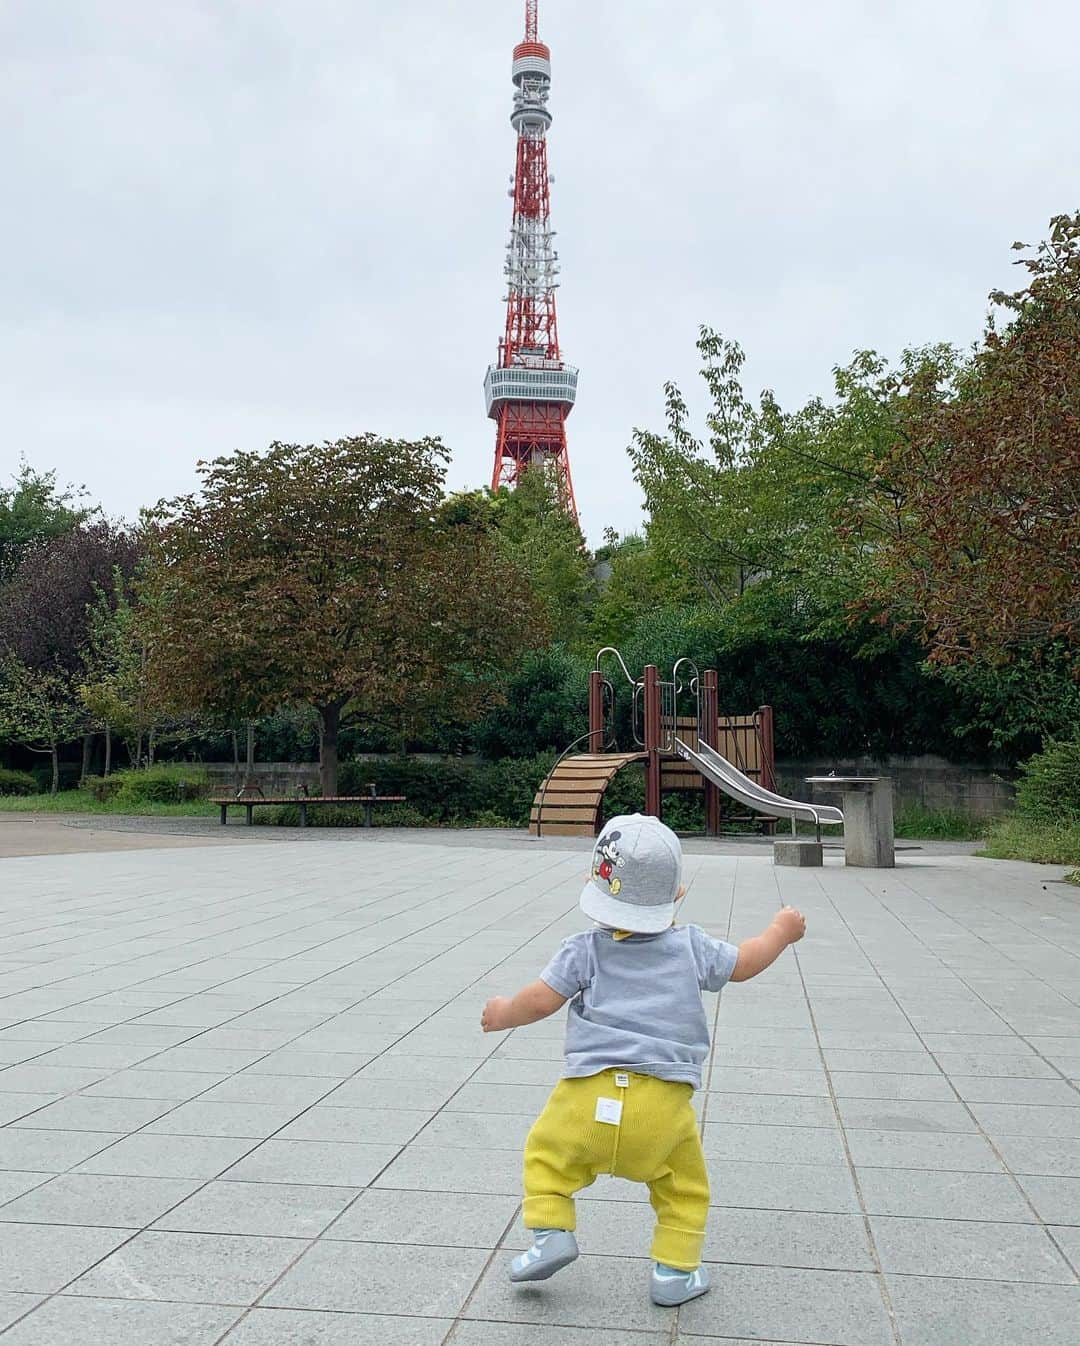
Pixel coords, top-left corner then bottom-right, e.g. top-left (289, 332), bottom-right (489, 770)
top-left (580, 813), bottom-right (683, 934)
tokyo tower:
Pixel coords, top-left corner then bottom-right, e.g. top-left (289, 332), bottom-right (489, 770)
top-left (484, 0), bottom-right (579, 523)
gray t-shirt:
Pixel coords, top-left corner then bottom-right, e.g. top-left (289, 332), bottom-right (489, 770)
top-left (540, 924), bottom-right (740, 1089)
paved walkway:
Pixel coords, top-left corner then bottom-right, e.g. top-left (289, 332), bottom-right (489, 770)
top-left (0, 834), bottom-right (1077, 1344)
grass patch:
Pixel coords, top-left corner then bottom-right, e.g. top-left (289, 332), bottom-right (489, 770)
top-left (893, 804), bottom-right (988, 841)
top-left (978, 816), bottom-right (1080, 876)
top-left (0, 791), bottom-right (218, 818)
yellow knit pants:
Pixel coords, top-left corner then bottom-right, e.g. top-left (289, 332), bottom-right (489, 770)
top-left (522, 1068), bottom-right (709, 1271)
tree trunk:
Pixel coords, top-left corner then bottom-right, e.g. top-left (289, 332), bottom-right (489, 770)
top-left (50, 745), bottom-right (59, 796)
top-left (231, 728), bottom-right (240, 792)
top-left (135, 733), bottom-right (144, 770)
top-left (81, 733), bottom-right (94, 784)
top-left (148, 728), bottom-right (156, 767)
top-left (104, 725), bottom-right (112, 777)
top-left (319, 704), bottom-right (341, 797)
top-left (245, 720), bottom-right (256, 785)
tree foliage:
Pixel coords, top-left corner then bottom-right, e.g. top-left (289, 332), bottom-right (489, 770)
top-left (0, 462), bottom-right (94, 582)
top-left (140, 436), bottom-right (547, 793)
top-left (866, 212), bottom-right (1080, 668)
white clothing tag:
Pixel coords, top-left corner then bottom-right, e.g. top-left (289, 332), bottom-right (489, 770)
top-left (595, 1096), bottom-right (623, 1126)
top-left (614, 1072), bottom-right (630, 1089)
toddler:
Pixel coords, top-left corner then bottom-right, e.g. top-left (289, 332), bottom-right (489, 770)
top-left (481, 812), bottom-right (806, 1307)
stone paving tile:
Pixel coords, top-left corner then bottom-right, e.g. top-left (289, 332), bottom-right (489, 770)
top-left (870, 1213), bottom-right (1075, 1282)
top-left (1049, 1223), bottom-right (1080, 1267)
top-left (450, 1326), bottom-right (666, 1345)
top-left (143, 1099), bottom-right (309, 1139)
top-left (846, 1128), bottom-right (1004, 1172)
top-left (0, 1172), bottom-right (201, 1228)
top-left (76, 1132), bottom-right (258, 1179)
top-left (222, 1139), bottom-right (400, 1187)
top-left (886, 1274), bottom-right (1080, 1346)
top-left (373, 1144), bottom-right (522, 1195)
top-left (824, 1048), bottom-right (943, 1075)
top-left (463, 1253), bottom-right (673, 1334)
top-left (319, 1076), bottom-right (459, 1111)
top-left (968, 1101), bottom-right (1080, 1138)
top-left (8, 1095), bottom-right (174, 1133)
top-left (413, 1111), bottom-right (533, 1151)
top-left (836, 1097), bottom-right (978, 1133)
top-left (0, 1221), bottom-right (133, 1293)
top-left (994, 1135), bottom-right (1080, 1176)
top-left (857, 1166), bottom-right (1036, 1221)
top-left (701, 1122), bottom-right (848, 1166)
top-left (68, 1229), bottom-right (308, 1305)
top-left (1, 1127), bottom-right (125, 1173)
top-left (706, 1093), bottom-right (838, 1128)
top-left (951, 1076), bottom-right (1080, 1105)
top-left (0, 1171), bottom-right (48, 1205)
top-left (706, 1158), bottom-right (862, 1213)
top-left (1015, 1173), bottom-right (1080, 1224)
top-left (678, 1264), bottom-right (894, 1343)
top-left (199, 1074), bottom-right (337, 1107)
top-left (0, 1296), bottom-right (239, 1344)
top-left (0, 1094), bottom-right (55, 1126)
top-left (330, 1186), bottom-right (518, 1247)
top-left (705, 1066), bottom-right (829, 1097)
top-left (829, 1071), bottom-right (957, 1101)
top-left (275, 1103), bottom-right (430, 1146)
top-left (219, 1309), bottom-right (452, 1345)
top-left (154, 1179), bottom-right (358, 1237)
top-left (264, 1239), bottom-right (488, 1316)
top-left (0, 1294), bottom-right (43, 1333)
top-left (0, 1064), bottom-right (111, 1094)
top-left (932, 1050), bottom-right (1057, 1078)
top-left (81, 1068), bottom-right (227, 1100)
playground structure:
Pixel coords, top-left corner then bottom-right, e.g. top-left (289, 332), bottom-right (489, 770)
top-left (530, 649), bottom-right (845, 843)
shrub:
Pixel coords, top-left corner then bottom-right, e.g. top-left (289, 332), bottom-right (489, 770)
top-left (1013, 735), bottom-right (1080, 824)
top-left (475, 753), bottom-right (557, 827)
top-left (267, 802), bottom-right (431, 828)
top-left (79, 775), bottom-right (124, 803)
top-left (0, 767), bottom-right (37, 797)
top-left (111, 765), bottom-right (212, 805)
top-left (338, 757), bottom-right (482, 822)
top-left (471, 808), bottom-right (516, 829)
top-left (30, 763), bottom-right (81, 793)
top-left (981, 817), bottom-right (1080, 868)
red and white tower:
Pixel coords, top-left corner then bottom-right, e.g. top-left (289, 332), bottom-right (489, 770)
top-left (484, 0), bottom-right (579, 522)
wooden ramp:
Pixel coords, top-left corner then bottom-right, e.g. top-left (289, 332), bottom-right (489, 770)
top-left (530, 752), bottom-right (647, 837)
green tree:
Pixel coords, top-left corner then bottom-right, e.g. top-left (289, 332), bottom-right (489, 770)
top-left (590, 531), bottom-right (691, 650)
top-left (0, 462), bottom-right (94, 582)
top-left (494, 468), bottom-right (594, 647)
top-left (140, 436), bottom-right (545, 795)
top-left (0, 657), bottom-right (84, 793)
top-left (865, 213), bottom-right (1080, 670)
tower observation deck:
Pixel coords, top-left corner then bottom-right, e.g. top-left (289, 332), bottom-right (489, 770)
top-left (485, 0), bottom-right (579, 522)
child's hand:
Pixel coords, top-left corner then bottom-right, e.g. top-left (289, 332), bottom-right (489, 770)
top-left (774, 906), bottom-right (806, 944)
top-left (481, 996), bottom-right (513, 1033)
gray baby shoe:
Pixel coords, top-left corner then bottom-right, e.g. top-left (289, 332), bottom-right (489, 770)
top-left (650, 1262), bottom-right (711, 1306)
top-left (510, 1229), bottom-right (579, 1282)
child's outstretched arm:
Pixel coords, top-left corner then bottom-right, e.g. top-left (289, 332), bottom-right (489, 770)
top-left (481, 981), bottom-right (568, 1032)
top-left (730, 906), bottom-right (806, 982)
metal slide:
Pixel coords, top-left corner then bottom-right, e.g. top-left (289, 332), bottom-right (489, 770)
top-left (674, 738), bottom-right (844, 837)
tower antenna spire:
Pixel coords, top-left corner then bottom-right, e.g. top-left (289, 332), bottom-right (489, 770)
top-left (483, 0), bottom-right (580, 521)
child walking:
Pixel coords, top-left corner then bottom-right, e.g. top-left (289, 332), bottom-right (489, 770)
top-left (481, 812), bottom-right (806, 1306)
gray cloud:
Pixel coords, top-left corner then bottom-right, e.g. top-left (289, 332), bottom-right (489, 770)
top-left (2, 0), bottom-right (1074, 542)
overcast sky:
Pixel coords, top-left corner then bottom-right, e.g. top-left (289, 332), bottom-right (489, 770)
top-left (2, 1), bottom-right (1074, 544)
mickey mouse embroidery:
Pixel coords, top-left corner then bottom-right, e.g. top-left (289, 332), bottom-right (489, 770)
top-left (593, 829), bottom-right (625, 894)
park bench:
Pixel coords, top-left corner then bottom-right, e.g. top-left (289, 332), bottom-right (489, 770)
top-left (213, 793), bottom-right (407, 828)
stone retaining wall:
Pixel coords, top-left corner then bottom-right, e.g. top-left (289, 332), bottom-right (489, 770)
top-left (777, 755), bottom-right (1014, 819)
